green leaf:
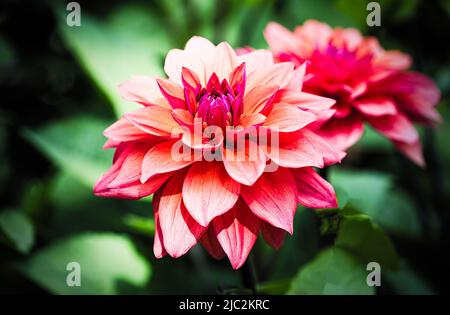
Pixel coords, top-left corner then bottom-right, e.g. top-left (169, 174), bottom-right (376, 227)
top-left (330, 168), bottom-right (422, 239)
top-left (288, 247), bottom-right (374, 295)
top-left (123, 214), bottom-right (155, 236)
top-left (57, 5), bottom-right (170, 117)
top-left (0, 210), bottom-right (35, 254)
top-left (23, 116), bottom-right (112, 188)
top-left (336, 214), bottom-right (399, 270)
top-left (18, 233), bottom-right (151, 294)
top-left (330, 168), bottom-right (392, 215)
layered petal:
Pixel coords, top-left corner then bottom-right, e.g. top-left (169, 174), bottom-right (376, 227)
top-left (292, 167), bottom-right (337, 209)
top-left (212, 199), bottom-right (260, 269)
top-left (241, 168), bottom-right (297, 234)
top-left (182, 162), bottom-right (241, 226)
top-left (141, 140), bottom-right (195, 183)
top-left (157, 171), bottom-right (206, 258)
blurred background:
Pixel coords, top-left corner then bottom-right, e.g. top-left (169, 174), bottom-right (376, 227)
top-left (0, 0), bottom-right (449, 294)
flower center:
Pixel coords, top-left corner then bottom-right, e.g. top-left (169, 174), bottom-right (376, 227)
top-left (197, 93), bottom-right (233, 130)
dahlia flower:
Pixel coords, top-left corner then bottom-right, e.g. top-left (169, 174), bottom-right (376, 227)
top-left (94, 36), bottom-right (342, 269)
top-left (264, 20), bottom-right (441, 166)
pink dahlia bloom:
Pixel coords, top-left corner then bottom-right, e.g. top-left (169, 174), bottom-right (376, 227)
top-left (94, 36), bottom-right (343, 269)
top-left (264, 20), bottom-right (441, 166)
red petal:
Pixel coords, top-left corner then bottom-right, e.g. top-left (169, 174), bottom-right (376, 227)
top-left (261, 222), bottom-right (286, 250)
top-left (156, 78), bottom-right (187, 110)
top-left (141, 140), bottom-right (194, 183)
top-left (125, 106), bottom-right (180, 137)
top-left (182, 162), bottom-right (240, 226)
top-left (263, 104), bottom-right (317, 132)
top-left (354, 96), bottom-right (397, 116)
top-left (241, 168), bottom-right (297, 234)
top-left (200, 227), bottom-right (226, 260)
top-left (158, 171), bottom-right (206, 258)
top-left (292, 167), bottom-right (337, 209)
top-left (222, 142), bottom-right (266, 186)
top-left (367, 113), bottom-right (419, 144)
top-left (212, 199), bottom-right (260, 269)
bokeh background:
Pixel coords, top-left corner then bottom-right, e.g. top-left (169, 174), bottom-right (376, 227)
top-left (0, 0), bottom-right (449, 294)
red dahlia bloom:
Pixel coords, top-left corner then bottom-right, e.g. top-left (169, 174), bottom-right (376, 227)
top-left (94, 36), bottom-right (343, 269)
top-left (264, 20), bottom-right (441, 166)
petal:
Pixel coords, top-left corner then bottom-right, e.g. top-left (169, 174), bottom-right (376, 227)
top-left (292, 167), bottom-right (337, 209)
top-left (261, 223), bottom-right (286, 250)
top-left (262, 130), bottom-right (324, 168)
top-left (264, 22), bottom-right (300, 55)
top-left (240, 168), bottom-right (297, 234)
top-left (317, 114), bottom-right (364, 151)
top-left (200, 227), bottom-right (226, 260)
top-left (395, 139), bottom-right (425, 167)
top-left (243, 85), bottom-right (279, 115)
top-left (94, 172), bottom-right (172, 200)
top-left (210, 42), bottom-right (238, 81)
top-left (371, 72), bottom-right (441, 123)
top-left (237, 49), bottom-right (274, 76)
top-left (104, 117), bottom-right (160, 143)
top-left (182, 162), bottom-right (241, 226)
top-left (118, 75), bottom-right (170, 108)
top-left (212, 199), bottom-right (260, 269)
top-left (246, 62), bottom-right (295, 91)
top-left (239, 113), bottom-right (266, 128)
top-left (156, 78), bottom-right (187, 110)
top-left (375, 50), bottom-right (412, 71)
top-left (152, 188), bottom-right (167, 258)
top-left (354, 96), bottom-right (397, 116)
top-left (222, 142), bottom-right (266, 186)
top-left (107, 144), bottom-right (148, 188)
top-left (125, 106), bottom-right (180, 137)
top-left (158, 171), bottom-right (206, 258)
top-left (367, 113), bottom-right (419, 144)
top-left (141, 140), bottom-right (194, 183)
top-left (263, 104), bottom-right (317, 132)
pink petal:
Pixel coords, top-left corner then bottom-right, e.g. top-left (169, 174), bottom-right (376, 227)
top-left (157, 171), bottom-right (206, 258)
top-left (210, 42), bottom-right (238, 81)
top-left (395, 139), bottom-right (425, 167)
top-left (141, 140), bottom-right (194, 183)
top-left (240, 168), bottom-right (297, 234)
top-left (263, 104), bottom-right (317, 132)
top-left (118, 75), bottom-right (170, 108)
top-left (262, 130), bottom-right (324, 168)
top-left (104, 117), bottom-right (160, 143)
top-left (367, 113), bottom-right (419, 144)
top-left (354, 96), bottom-right (397, 116)
top-left (264, 22), bottom-right (301, 55)
top-left (107, 144), bottom-right (148, 188)
top-left (317, 114), bottom-right (365, 151)
top-left (238, 113), bottom-right (267, 128)
top-left (261, 222), bottom-right (286, 250)
top-left (237, 50), bottom-right (274, 77)
top-left (125, 106), bottom-right (180, 137)
top-left (375, 51), bottom-right (412, 71)
top-left (292, 167), bottom-right (337, 209)
top-left (152, 188), bottom-right (167, 258)
top-left (200, 227), bottom-right (226, 260)
top-left (164, 37), bottom-right (216, 86)
top-left (243, 85), bottom-right (279, 115)
top-left (156, 78), bottom-right (187, 110)
top-left (212, 199), bottom-right (260, 269)
top-left (222, 143), bottom-right (266, 186)
top-left (182, 162), bottom-right (241, 226)
top-left (246, 62), bottom-right (295, 91)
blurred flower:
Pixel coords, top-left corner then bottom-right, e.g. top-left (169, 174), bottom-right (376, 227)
top-left (94, 36), bottom-right (342, 269)
top-left (264, 20), bottom-right (441, 166)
